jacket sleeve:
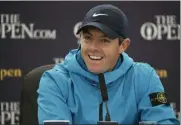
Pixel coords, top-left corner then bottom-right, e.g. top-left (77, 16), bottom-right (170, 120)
top-left (37, 70), bottom-right (72, 124)
top-left (137, 67), bottom-right (179, 124)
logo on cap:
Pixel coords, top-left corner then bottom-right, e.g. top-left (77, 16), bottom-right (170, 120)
top-left (93, 13), bottom-right (108, 17)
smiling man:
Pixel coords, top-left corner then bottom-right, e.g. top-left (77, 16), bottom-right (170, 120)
top-left (37, 4), bottom-right (179, 124)
top-left (80, 26), bottom-right (129, 74)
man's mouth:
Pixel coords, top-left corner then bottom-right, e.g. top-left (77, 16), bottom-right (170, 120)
top-left (88, 55), bottom-right (103, 60)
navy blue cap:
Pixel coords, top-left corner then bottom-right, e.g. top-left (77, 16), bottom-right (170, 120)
top-left (76, 4), bottom-right (128, 39)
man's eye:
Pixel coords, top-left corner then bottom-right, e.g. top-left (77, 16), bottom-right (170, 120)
top-left (101, 39), bottom-right (110, 43)
top-left (84, 36), bottom-right (91, 40)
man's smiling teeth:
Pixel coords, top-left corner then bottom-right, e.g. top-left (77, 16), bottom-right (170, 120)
top-left (89, 55), bottom-right (103, 60)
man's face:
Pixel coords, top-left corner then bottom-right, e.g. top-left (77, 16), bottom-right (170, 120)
top-left (80, 27), bottom-right (122, 74)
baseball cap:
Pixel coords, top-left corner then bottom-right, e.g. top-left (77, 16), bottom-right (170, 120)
top-left (76, 4), bottom-right (128, 39)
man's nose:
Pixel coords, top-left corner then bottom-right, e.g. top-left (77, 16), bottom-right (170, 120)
top-left (89, 40), bottom-right (99, 49)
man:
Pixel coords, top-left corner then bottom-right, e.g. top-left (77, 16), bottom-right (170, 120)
top-left (37, 4), bottom-right (179, 124)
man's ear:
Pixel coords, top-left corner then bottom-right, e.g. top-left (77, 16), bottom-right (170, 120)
top-left (119, 38), bottom-right (130, 54)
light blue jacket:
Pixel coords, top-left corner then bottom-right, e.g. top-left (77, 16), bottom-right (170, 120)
top-left (38, 49), bottom-right (179, 124)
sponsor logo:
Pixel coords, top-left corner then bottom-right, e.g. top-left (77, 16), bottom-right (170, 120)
top-left (155, 69), bottom-right (168, 79)
top-left (93, 13), bottom-right (108, 17)
top-left (0, 68), bottom-right (22, 81)
top-left (140, 15), bottom-right (180, 40)
top-left (157, 92), bottom-right (167, 103)
top-left (0, 14), bottom-right (56, 40)
top-left (0, 102), bottom-right (20, 125)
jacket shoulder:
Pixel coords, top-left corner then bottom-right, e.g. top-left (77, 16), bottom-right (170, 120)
top-left (45, 64), bottom-right (70, 80)
top-left (132, 62), bottom-right (154, 73)
top-left (39, 64), bottom-right (71, 100)
top-left (131, 62), bottom-right (156, 83)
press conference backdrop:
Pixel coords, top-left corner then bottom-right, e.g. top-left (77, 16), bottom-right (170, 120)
top-left (0, 1), bottom-right (180, 125)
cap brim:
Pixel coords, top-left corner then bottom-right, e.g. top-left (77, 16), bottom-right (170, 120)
top-left (76, 22), bottom-right (119, 39)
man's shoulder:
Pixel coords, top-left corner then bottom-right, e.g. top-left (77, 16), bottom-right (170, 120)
top-left (128, 62), bottom-right (155, 82)
top-left (43, 63), bottom-right (70, 80)
top-left (38, 64), bottom-right (70, 99)
top-left (132, 62), bottom-right (154, 74)
top-left (133, 62), bottom-right (153, 69)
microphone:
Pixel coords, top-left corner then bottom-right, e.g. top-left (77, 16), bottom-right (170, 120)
top-left (98, 73), bottom-right (111, 121)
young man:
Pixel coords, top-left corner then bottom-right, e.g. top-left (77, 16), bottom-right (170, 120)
top-left (37, 4), bottom-right (179, 124)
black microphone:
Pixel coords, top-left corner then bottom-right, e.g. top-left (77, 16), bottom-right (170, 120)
top-left (98, 73), bottom-right (111, 121)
